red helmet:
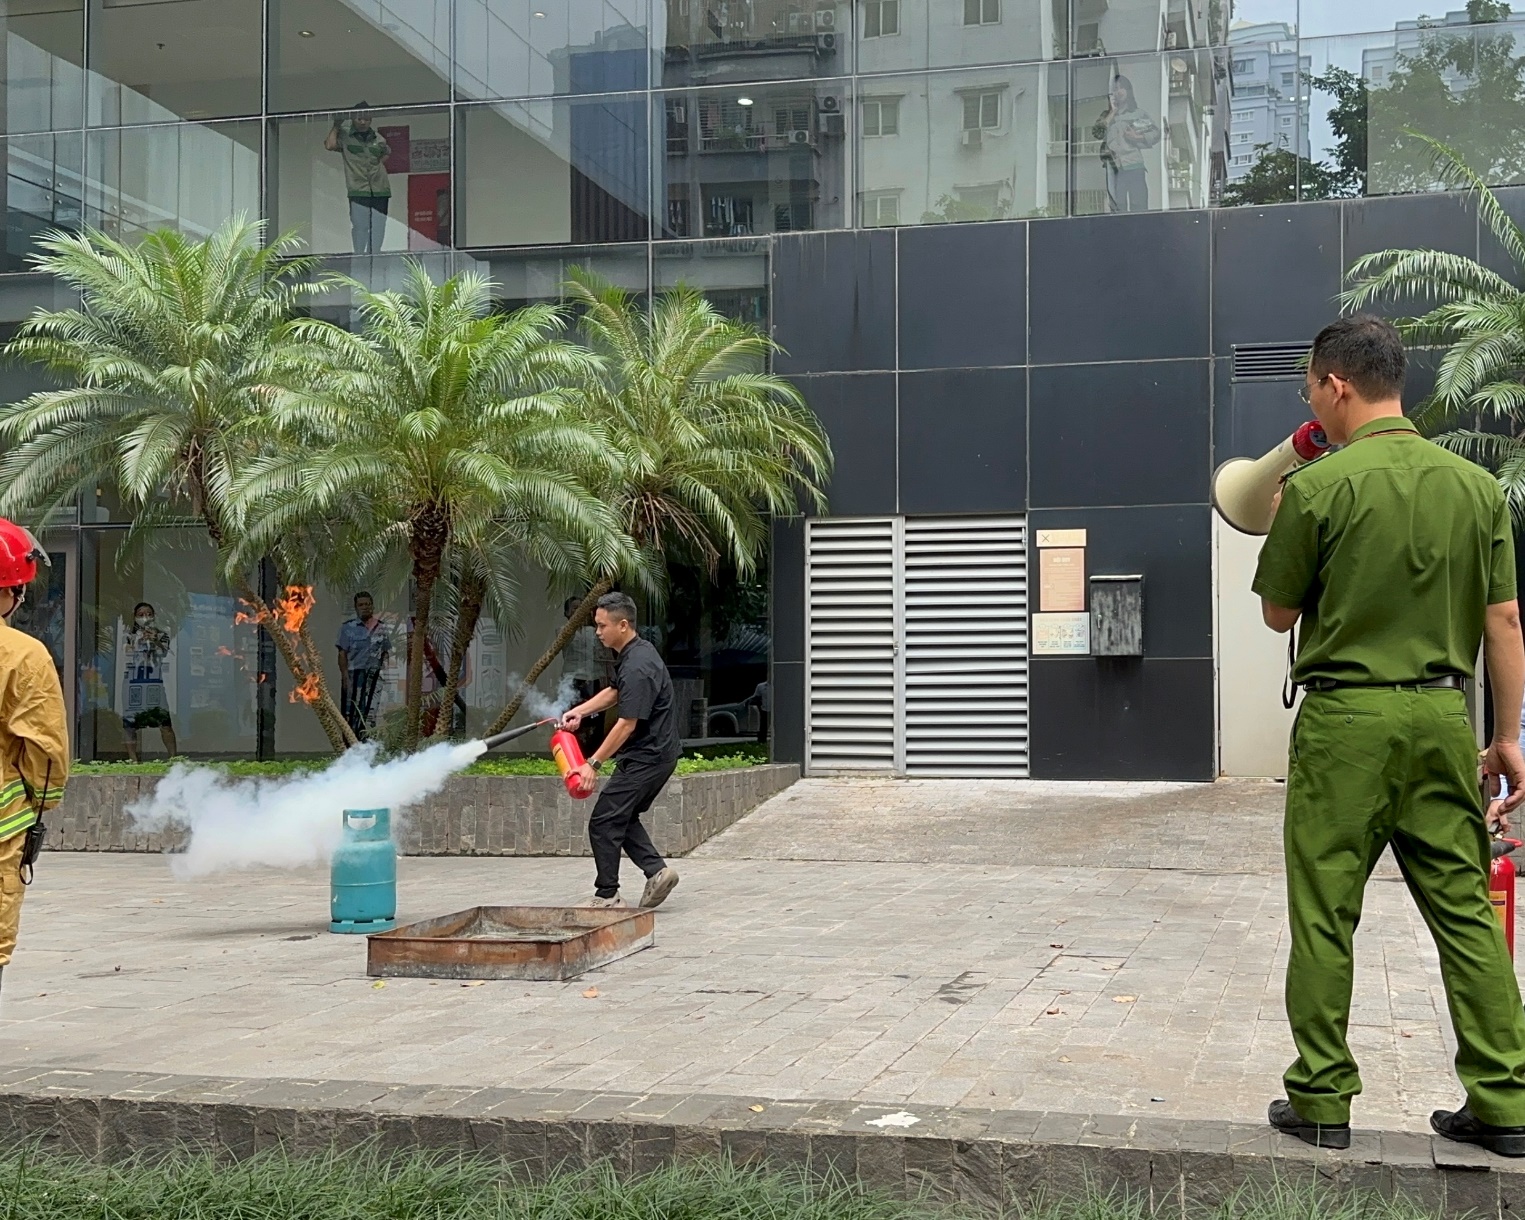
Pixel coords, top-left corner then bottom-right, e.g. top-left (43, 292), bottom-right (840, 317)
top-left (0, 519), bottom-right (44, 588)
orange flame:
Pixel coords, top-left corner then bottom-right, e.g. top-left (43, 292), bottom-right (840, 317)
top-left (289, 672), bottom-right (321, 705)
top-left (234, 588), bottom-right (325, 706)
top-left (278, 586), bottom-right (315, 634)
top-left (234, 587), bottom-right (316, 635)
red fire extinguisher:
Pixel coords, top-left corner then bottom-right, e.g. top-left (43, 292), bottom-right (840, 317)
top-left (1491, 836), bottom-right (1521, 957)
top-left (550, 728), bottom-right (595, 799)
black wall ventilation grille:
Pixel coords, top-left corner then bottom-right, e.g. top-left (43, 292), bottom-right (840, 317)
top-left (1232, 342), bottom-right (1311, 380)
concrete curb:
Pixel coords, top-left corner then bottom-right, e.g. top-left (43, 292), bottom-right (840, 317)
top-left (1, 1068), bottom-right (1522, 1217)
top-left (45, 765), bottom-right (800, 857)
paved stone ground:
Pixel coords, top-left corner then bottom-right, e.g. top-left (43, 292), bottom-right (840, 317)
top-left (0, 780), bottom-right (1486, 1133)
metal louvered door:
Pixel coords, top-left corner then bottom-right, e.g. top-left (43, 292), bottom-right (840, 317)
top-left (805, 518), bottom-right (902, 775)
top-left (902, 517), bottom-right (1029, 777)
top-left (804, 515), bottom-right (1029, 778)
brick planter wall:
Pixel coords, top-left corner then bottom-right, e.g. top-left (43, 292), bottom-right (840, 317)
top-left (43, 765), bottom-right (798, 857)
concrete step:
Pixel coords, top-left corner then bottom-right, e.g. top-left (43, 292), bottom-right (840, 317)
top-left (1, 1067), bottom-right (1520, 1217)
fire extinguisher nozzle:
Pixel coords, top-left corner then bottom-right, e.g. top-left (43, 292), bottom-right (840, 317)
top-left (479, 718), bottom-right (555, 752)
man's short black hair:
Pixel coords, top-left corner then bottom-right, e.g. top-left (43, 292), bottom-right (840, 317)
top-left (1310, 315), bottom-right (1407, 402)
top-left (354, 591), bottom-right (373, 604)
top-left (597, 591), bottom-right (638, 627)
top-left (133, 601), bottom-right (154, 616)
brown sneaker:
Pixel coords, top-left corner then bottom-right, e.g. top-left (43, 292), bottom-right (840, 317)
top-left (639, 867), bottom-right (680, 909)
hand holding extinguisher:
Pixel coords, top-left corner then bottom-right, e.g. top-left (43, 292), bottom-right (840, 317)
top-left (550, 726), bottom-right (596, 799)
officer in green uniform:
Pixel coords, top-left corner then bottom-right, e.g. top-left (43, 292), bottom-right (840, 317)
top-left (1254, 315), bottom-right (1525, 1156)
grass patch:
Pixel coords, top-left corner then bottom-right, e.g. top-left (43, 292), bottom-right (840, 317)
top-left (0, 1150), bottom-right (941, 1220)
top-left (0, 1147), bottom-right (1448, 1220)
top-left (71, 742), bottom-right (770, 780)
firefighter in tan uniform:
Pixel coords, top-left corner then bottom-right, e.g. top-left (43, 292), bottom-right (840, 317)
top-left (0, 519), bottom-right (67, 991)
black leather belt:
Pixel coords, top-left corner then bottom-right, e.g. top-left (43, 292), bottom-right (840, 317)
top-left (1302, 675), bottom-right (1466, 693)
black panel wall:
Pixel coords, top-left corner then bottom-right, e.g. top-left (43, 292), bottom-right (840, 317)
top-left (769, 190), bottom-right (1489, 782)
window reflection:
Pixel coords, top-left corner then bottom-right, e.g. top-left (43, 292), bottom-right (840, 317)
top-left (455, 1), bottom-right (650, 102)
top-left (267, 0), bottom-right (449, 113)
top-left (660, 79), bottom-right (848, 237)
top-left (270, 108), bottom-right (452, 256)
top-left (1072, 0), bottom-right (1219, 59)
top-left (1072, 50), bottom-right (1226, 214)
top-left (87, 0), bottom-right (260, 126)
top-left (1221, 20), bottom-right (1307, 205)
top-left (1297, 0), bottom-right (1474, 41)
top-left (458, 95), bottom-right (650, 247)
top-left (85, 120), bottom-right (256, 242)
top-left (654, 235), bottom-right (769, 327)
top-left (857, 65), bottom-right (1066, 225)
top-left (857, 0), bottom-right (1067, 71)
top-left (1294, 21), bottom-right (1525, 200)
top-left (467, 244), bottom-right (648, 310)
top-left (658, 0), bottom-right (849, 87)
top-left (1, 0), bottom-right (83, 133)
top-left (79, 529), bottom-right (259, 761)
top-left (3, 130), bottom-right (81, 267)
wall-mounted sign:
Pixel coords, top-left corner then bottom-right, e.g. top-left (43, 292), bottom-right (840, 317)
top-left (1040, 547), bottom-right (1086, 612)
top-left (1037, 529), bottom-right (1087, 548)
top-left (1033, 612), bottom-right (1091, 656)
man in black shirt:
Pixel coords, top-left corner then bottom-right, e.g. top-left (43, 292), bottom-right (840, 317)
top-left (560, 592), bottom-right (681, 909)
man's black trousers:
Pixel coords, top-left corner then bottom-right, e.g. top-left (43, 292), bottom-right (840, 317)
top-left (589, 758), bottom-right (675, 899)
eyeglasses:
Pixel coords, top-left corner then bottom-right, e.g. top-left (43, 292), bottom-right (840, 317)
top-left (1297, 374), bottom-right (1331, 404)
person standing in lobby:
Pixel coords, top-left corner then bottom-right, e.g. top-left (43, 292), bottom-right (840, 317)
top-left (326, 104), bottom-right (391, 254)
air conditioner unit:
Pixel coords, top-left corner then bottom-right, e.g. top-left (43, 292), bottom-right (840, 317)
top-left (962, 128), bottom-right (983, 147)
top-left (815, 8), bottom-right (836, 30)
top-left (818, 95), bottom-right (841, 113)
top-left (815, 31), bottom-right (837, 51)
top-left (790, 128), bottom-right (813, 145)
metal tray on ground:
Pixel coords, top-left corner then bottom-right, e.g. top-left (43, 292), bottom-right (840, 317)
top-left (366, 905), bottom-right (654, 981)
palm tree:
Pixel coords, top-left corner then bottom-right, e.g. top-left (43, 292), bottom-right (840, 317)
top-left (1342, 135), bottom-right (1525, 517)
top-left (235, 263), bottom-right (634, 752)
top-left (484, 269), bottom-right (833, 737)
top-left (0, 216), bottom-right (357, 750)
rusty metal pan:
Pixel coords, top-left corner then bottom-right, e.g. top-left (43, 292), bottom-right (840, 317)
top-left (367, 905), bottom-right (655, 981)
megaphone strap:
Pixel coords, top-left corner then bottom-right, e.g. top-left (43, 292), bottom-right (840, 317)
top-left (1282, 630), bottom-right (1297, 711)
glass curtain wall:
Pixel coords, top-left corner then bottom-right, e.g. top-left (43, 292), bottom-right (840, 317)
top-left (0, 0), bottom-right (1522, 268)
top-left (5, 0), bottom-right (1525, 758)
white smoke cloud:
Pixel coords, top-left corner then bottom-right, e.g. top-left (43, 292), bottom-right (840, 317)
top-left (505, 674), bottom-right (578, 724)
top-left (127, 740), bottom-right (487, 878)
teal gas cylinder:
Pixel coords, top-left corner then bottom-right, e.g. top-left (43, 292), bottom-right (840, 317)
top-left (329, 808), bottom-right (397, 933)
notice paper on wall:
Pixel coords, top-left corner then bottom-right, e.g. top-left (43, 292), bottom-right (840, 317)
top-left (1039, 547), bottom-right (1086, 612)
top-left (1032, 612), bottom-right (1090, 656)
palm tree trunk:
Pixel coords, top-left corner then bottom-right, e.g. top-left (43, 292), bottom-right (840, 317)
top-left (485, 575), bottom-right (613, 738)
top-left (231, 573), bottom-right (356, 752)
top-left (405, 508), bottom-right (450, 752)
top-left (193, 467), bottom-right (354, 752)
top-left (426, 568), bottom-right (485, 745)
top-left (197, 476), bottom-right (354, 752)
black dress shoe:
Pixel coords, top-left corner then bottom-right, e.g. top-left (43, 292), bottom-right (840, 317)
top-left (1268, 1098), bottom-right (1351, 1149)
top-left (1431, 1106), bottom-right (1525, 1157)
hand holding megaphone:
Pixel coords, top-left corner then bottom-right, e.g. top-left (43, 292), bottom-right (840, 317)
top-left (1211, 422), bottom-right (1329, 536)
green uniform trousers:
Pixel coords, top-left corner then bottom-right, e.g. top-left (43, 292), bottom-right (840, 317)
top-left (1284, 685), bottom-right (1525, 1126)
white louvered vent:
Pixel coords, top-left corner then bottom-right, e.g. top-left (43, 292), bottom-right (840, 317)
top-left (805, 518), bottom-right (900, 774)
top-left (902, 517), bottom-right (1029, 777)
top-left (1232, 342), bottom-right (1311, 380)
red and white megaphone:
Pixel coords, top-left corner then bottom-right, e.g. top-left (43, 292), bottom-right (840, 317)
top-left (1211, 422), bottom-right (1330, 536)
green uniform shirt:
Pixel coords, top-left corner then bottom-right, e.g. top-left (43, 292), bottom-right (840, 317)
top-left (332, 121), bottom-right (391, 198)
top-left (1252, 415), bottom-right (1516, 686)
